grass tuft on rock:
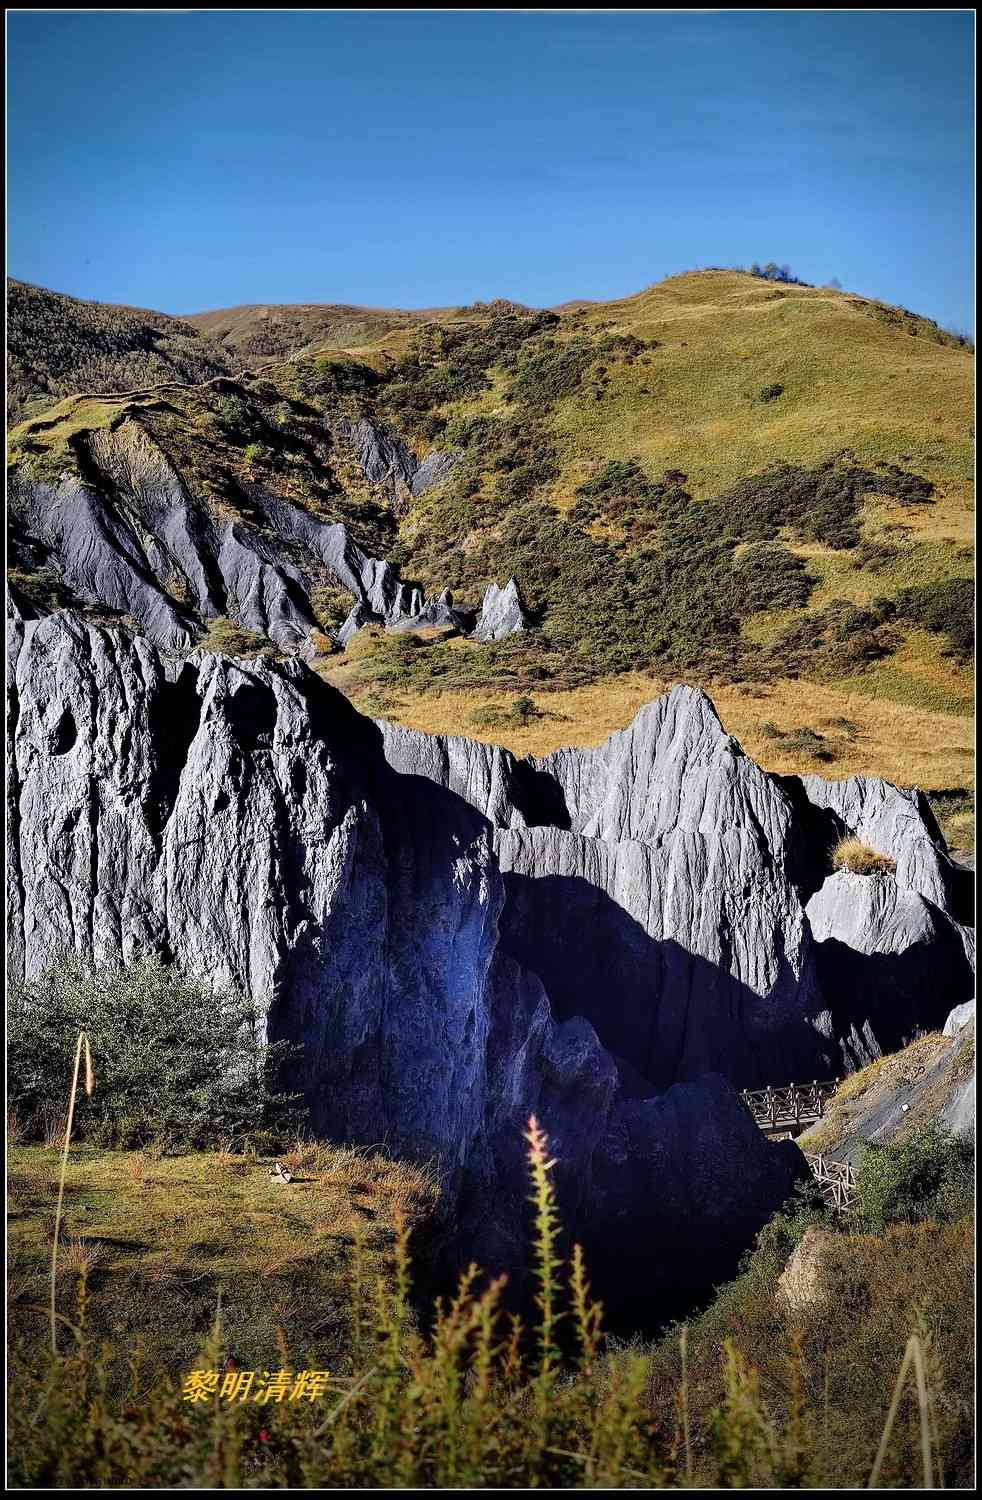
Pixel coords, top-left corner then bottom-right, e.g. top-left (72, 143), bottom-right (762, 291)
top-left (831, 835), bottom-right (897, 876)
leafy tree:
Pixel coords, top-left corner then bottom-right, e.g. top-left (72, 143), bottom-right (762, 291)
top-left (7, 957), bottom-right (303, 1150)
top-left (853, 1127), bottom-right (974, 1233)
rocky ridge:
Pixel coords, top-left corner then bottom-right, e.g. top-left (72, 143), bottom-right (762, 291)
top-left (8, 410), bottom-right (526, 654)
top-left (7, 612), bottom-right (972, 1304)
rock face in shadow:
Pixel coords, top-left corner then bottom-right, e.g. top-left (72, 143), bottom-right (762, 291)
top-left (7, 615), bottom-right (971, 1306)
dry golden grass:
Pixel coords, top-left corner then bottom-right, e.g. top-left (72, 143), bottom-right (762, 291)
top-left (42, 1110), bottom-right (69, 1150)
top-left (347, 667), bottom-right (973, 798)
top-left (10, 1142), bottom-right (439, 1287)
top-left (831, 836), bottom-right (897, 876)
top-left (57, 1235), bottom-right (104, 1279)
top-left (125, 1153), bottom-right (147, 1189)
top-left (8, 1140), bottom-right (442, 1383)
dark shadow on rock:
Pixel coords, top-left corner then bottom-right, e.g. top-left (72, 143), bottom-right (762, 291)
top-left (814, 912), bottom-right (974, 1067)
top-left (497, 871), bottom-right (839, 1091)
top-left (946, 864), bottom-right (976, 928)
top-left (507, 758), bottom-right (571, 830)
top-left (145, 663), bottom-right (201, 838)
top-left (772, 772), bottom-right (846, 904)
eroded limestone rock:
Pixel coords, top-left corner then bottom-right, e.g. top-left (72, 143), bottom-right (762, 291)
top-left (7, 615), bottom-right (821, 1303)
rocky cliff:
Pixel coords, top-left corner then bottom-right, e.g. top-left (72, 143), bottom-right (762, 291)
top-left (8, 405), bottom-right (527, 655)
top-left (7, 612), bottom-right (972, 1308)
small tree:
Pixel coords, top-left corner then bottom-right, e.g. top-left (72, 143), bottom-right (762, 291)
top-left (8, 957), bottom-right (303, 1150)
top-left (511, 696), bottom-right (539, 726)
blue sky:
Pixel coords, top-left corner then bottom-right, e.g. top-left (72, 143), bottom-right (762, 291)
top-left (6, 10), bottom-right (975, 328)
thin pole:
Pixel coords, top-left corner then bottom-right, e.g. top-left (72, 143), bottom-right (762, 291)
top-left (50, 1029), bottom-right (86, 1357)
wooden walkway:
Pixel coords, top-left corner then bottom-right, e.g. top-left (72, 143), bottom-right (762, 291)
top-left (739, 1080), bottom-right (839, 1137)
top-left (802, 1152), bottom-right (857, 1210)
top-left (740, 1079), bottom-right (858, 1211)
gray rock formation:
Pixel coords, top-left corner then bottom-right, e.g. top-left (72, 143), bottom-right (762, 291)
top-left (799, 1012), bottom-right (976, 1163)
top-left (940, 1002), bottom-right (975, 1139)
top-left (943, 999), bottom-right (975, 1037)
top-left (8, 613), bottom-right (819, 1309)
top-left (335, 416), bottom-right (459, 501)
top-left (473, 578), bottom-right (528, 642)
top-left (379, 689), bottom-right (974, 1087)
top-left (8, 616), bottom-right (972, 1302)
top-left (8, 416), bottom-right (510, 655)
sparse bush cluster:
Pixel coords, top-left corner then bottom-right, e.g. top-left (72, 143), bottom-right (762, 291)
top-left (470, 695), bottom-right (545, 730)
top-left (852, 1125), bottom-right (975, 1232)
top-left (748, 262), bottom-right (811, 286)
top-left (770, 598), bottom-right (902, 678)
top-left (397, 435), bottom-right (944, 686)
top-left (889, 577), bottom-right (974, 660)
top-left (6, 279), bottom-right (232, 420)
top-left (196, 616), bottom-right (272, 658)
top-left (376, 309), bottom-right (560, 435)
top-left (7, 958), bottom-right (303, 1150)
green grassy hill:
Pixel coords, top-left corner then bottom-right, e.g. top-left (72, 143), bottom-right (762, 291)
top-left (5, 279), bottom-right (234, 421)
top-left (6, 269), bottom-right (974, 841)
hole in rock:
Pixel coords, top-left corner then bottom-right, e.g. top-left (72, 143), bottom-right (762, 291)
top-left (226, 681), bottom-right (277, 751)
top-left (145, 665), bottom-right (201, 837)
top-left (49, 707), bottom-right (77, 755)
top-left (507, 759), bottom-right (571, 830)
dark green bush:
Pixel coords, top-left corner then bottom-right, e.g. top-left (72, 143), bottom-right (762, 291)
top-left (508, 339), bottom-right (596, 406)
top-left (7, 958), bottom-right (303, 1150)
top-left (731, 543), bottom-right (813, 611)
top-left (890, 577), bottom-right (974, 659)
top-left (853, 1126), bottom-right (974, 1233)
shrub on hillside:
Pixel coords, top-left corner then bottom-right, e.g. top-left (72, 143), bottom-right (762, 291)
top-left (730, 543), bottom-right (812, 611)
top-left (7, 958), bottom-right (303, 1150)
top-left (196, 615), bottom-right (270, 657)
top-left (890, 577), bottom-right (974, 660)
top-left (508, 339), bottom-right (596, 406)
top-left (852, 1126), bottom-right (974, 1233)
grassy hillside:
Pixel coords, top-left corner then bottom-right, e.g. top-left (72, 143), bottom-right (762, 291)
top-left (6, 270), bottom-right (974, 841)
top-left (7, 1118), bottom-right (973, 1488)
top-left (313, 270), bottom-right (973, 842)
top-left (186, 302), bottom-right (428, 361)
top-left (7, 1139), bottom-right (439, 1385)
top-left (6, 280), bottom-right (233, 421)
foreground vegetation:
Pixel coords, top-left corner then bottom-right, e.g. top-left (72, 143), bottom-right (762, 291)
top-left (7, 1113), bottom-right (974, 1488)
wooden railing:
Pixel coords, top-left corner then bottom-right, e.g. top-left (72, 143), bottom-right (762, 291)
top-left (741, 1079), bottom-right (857, 1210)
top-left (803, 1152), bottom-right (857, 1210)
top-left (739, 1080), bottom-right (839, 1135)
